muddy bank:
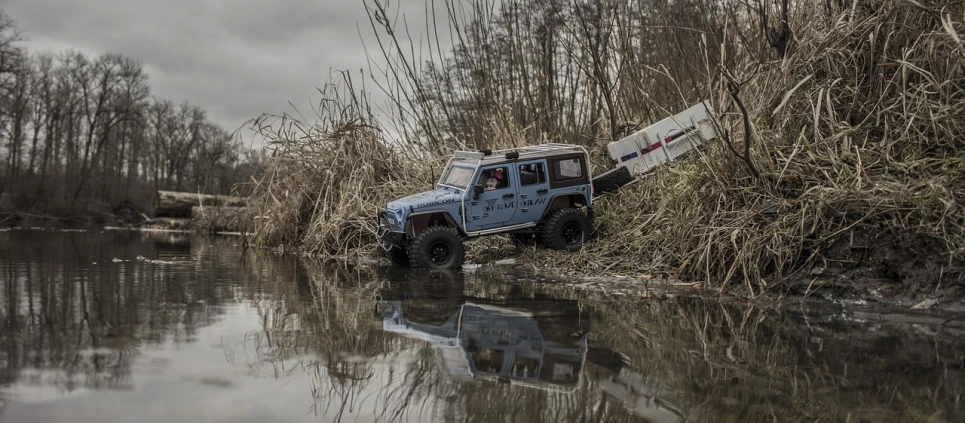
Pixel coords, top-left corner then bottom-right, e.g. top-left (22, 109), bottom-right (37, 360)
top-left (782, 231), bottom-right (965, 312)
top-left (3, 218), bottom-right (959, 313)
top-left (445, 230), bottom-right (965, 313)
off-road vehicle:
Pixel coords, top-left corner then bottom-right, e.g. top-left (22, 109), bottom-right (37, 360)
top-left (377, 143), bottom-right (594, 269)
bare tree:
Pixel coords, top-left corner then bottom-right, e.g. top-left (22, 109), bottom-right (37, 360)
top-left (0, 11), bottom-right (25, 199)
top-left (0, 12), bottom-right (261, 217)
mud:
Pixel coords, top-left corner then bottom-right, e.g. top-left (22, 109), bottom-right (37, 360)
top-left (784, 231), bottom-right (965, 312)
top-left (466, 229), bottom-right (965, 313)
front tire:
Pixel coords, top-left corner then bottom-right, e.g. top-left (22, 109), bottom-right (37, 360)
top-left (408, 226), bottom-right (466, 269)
top-left (541, 208), bottom-right (590, 252)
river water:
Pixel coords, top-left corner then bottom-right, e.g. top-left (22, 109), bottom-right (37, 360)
top-left (0, 229), bottom-right (963, 422)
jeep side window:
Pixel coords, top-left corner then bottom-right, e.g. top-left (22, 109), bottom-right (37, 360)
top-left (518, 163), bottom-right (546, 186)
top-left (480, 166), bottom-right (510, 190)
top-left (552, 158), bottom-right (583, 181)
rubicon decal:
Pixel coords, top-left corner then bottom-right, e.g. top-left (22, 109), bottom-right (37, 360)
top-left (414, 198), bottom-right (458, 209)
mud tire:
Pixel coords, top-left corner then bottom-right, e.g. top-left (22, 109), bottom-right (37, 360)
top-left (591, 166), bottom-right (633, 196)
top-left (408, 226), bottom-right (465, 269)
top-left (541, 208), bottom-right (590, 252)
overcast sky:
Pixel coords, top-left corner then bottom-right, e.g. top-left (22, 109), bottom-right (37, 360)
top-left (2, 0), bottom-right (435, 148)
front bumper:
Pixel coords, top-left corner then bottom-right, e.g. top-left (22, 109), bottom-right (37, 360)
top-left (376, 212), bottom-right (406, 251)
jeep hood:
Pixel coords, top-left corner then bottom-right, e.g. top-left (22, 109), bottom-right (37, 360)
top-left (387, 188), bottom-right (462, 212)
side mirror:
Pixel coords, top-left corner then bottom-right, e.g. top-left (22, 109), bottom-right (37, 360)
top-left (473, 183), bottom-right (485, 199)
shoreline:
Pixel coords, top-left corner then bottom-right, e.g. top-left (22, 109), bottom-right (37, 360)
top-left (5, 224), bottom-right (963, 314)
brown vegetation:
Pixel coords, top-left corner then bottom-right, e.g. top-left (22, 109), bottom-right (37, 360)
top-left (239, 80), bottom-right (440, 254)
top-left (571, 0), bottom-right (965, 297)
top-left (242, 0), bottom-right (965, 297)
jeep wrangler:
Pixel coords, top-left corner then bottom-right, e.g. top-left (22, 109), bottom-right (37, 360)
top-left (377, 143), bottom-right (594, 269)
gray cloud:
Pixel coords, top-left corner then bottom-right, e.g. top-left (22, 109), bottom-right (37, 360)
top-left (2, 0), bottom-right (423, 146)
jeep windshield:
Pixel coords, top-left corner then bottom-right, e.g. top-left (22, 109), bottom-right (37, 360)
top-left (439, 164), bottom-right (476, 189)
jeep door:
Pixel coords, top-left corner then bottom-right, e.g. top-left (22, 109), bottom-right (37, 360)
top-left (466, 164), bottom-right (518, 231)
top-left (509, 159), bottom-right (551, 226)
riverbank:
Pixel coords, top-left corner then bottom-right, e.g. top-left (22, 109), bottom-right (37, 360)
top-left (454, 230), bottom-right (965, 313)
top-left (1, 202), bottom-right (243, 234)
top-left (235, 1), bottom-right (964, 310)
top-left (2, 221), bottom-right (959, 316)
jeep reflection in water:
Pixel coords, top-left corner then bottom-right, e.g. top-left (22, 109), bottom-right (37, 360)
top-left (377, 144), bottom-right (594, 269)
top-left (374, 270), bottom-right (687, 422)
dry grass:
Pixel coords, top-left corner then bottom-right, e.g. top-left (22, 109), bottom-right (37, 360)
top-left (525, 0), bottom-right (965, 293)
top-left (238, 76), bottom-right (443, 255)
top-left (241, 119), bottom-right (429, 255)
top-left (240, 78), bottom-right (529, 258)
top-left (242, 1), bottom-right (965, 294)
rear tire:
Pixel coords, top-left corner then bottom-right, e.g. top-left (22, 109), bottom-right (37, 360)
top-left (408, 226), bottom-right (465, 269)
top-left (541, 208), bottom-right (590, 252)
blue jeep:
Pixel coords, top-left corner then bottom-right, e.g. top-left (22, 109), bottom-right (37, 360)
top-left (377, 143), bottom-right (594, 269)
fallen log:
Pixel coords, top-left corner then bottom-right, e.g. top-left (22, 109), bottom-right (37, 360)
top-left (153, 191), bottom-right (245, 218)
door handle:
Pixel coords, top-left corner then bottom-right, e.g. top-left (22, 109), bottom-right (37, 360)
top-left (536, 189), bottom-right (548, 194)
top-left (503, 193), bottom-right (515, 199)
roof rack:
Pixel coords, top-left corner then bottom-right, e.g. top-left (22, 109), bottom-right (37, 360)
top-left (452, 143), bottom-right (587, 163)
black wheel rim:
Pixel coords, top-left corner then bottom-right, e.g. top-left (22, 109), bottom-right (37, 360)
top-left (428, 241), bottom-right (452, 265)
top-left (562, 221), bottom-right (583, 245)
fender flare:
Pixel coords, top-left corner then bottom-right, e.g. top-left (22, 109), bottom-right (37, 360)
top-left (538, 192), bottom-right (591, 221)
top-left (405, 210), bottom-right (464, 237)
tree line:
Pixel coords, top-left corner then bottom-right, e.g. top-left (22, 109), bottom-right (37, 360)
top-left (362, 0), bottom-right (796, 159)
top-left (0, 11), bottom-right (261, 217)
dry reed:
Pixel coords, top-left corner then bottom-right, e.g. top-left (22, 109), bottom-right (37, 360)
top-left (242, 0), bottom-right (965, 295)
top-left (240, 77), bottom-right (528, 258)
top-left (527, 0), bottom-right (965, 294)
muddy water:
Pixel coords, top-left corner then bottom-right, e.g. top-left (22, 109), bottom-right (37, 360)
top-left (0, 229), bottom-right (963, 422)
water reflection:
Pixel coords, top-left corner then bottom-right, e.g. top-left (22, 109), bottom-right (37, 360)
top-left (375, 269), bottom-right (686, 422)
top-left (377, 269), bottom-right (591, 390)
top-left (245, 262), bottom-right (662, 422)
top-left (0, 230), bottom-right (962, 422)
top-left (0, 230), bottom-right (232, 398)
